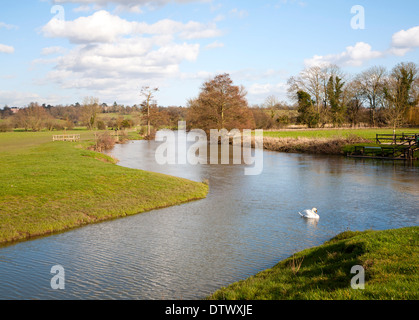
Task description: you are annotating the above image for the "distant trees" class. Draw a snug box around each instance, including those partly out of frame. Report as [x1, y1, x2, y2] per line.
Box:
[296, 90, 319, 128]
[288, 61, 419, 128]
[81, 97, 101, 130]
[2, 61, 418, 133]
[327, 75, 346, 127]
[354, 66, 387, 127]
[383, 62, 419, 130]
[345, 81, 365, 128]
[288, 64, 345, 127]
[13, 102, 53, 131]
[187, 73, 255, 133]
[140, 86, 159, 137]
[0, 106, 13, 119]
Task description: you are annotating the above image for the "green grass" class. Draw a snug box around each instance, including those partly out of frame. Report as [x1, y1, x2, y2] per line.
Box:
[0, 130, 208, 244]
[262, 128, 419, 159]
[208, 227, 418, 300]
[264, 128, 415, 140]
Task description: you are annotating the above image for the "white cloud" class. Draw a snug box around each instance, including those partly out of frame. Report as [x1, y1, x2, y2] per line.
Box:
[205, 40, 224, 49]
[246, 82, 288, 105]
[52, 0, 204, 9]
[48, 39, 199, 80]
[41, 46, 67, 55]
[304, 42, 383, 67]
[38, 9, 224, 104]
[387, 47, 412, 57]
[0, 90, 64, 106]
[275, 0, 307, 9]
[0, 22, 18, 30]
[73, 5, 94, 12]
[391, 26, 419, 51]
[42, 10, 221, 43]
[229, 8, 248, 19]
[39, 37, 200, 103]
[0, 22, 17, 54]
[52, 0, 210, 14]
[42, 10, 139, 43]
[248, 82, 287, 96]
[115, 4, 143, 13]
[0, 44, 15, 54]
[304, 25, 419, 68]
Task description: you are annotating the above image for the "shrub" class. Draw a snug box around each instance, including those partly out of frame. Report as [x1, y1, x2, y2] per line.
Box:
[97, 120, 107, 130]
[122, 119, 134, 128]
[93, 131, 116, 152]
[0, 122, 12, 132]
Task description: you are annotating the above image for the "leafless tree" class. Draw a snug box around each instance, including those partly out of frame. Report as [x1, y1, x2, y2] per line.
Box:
[353, 66, 387, 127]
[287, 64, 344, 126]
[13, 102, 51, 131]
[81, 97, 101, 130]
[383, 62, 418, 130]
[140, 86, 159, 137]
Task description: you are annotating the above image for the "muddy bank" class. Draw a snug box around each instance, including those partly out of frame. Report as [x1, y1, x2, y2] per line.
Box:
[259, 136, 371, 155]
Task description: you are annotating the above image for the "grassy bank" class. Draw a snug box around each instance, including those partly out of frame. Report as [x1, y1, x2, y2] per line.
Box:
[262, 136, 369, 155]
[262, 128, 417, 155]
[209, 227, 418, 300]
[264, 128, 403, 140]
[0, 131, 208, 244]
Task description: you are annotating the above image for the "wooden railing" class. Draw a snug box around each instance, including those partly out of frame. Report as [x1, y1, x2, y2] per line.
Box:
[53, 134, 81, 142]
[376, 133, 418, 146]
[348, 133, 418, 160]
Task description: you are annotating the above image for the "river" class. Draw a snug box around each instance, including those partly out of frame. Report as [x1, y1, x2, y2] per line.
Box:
[0, 139, 418, 300]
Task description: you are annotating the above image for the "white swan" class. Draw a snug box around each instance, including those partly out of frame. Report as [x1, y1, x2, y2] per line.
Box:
[298, 208, 319, 219]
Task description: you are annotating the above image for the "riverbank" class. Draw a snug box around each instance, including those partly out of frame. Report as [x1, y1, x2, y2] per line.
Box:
[208, 226, 419, 300]
[261, 128, 418, 156]
[0, 131, 208, 245]
[262, 135, 370, 155]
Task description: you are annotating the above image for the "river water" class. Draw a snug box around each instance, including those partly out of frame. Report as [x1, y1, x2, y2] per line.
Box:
[0, 139, 418, 300]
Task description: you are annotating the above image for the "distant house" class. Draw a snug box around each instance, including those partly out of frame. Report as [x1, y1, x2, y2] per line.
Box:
[10, 107, 19, 114]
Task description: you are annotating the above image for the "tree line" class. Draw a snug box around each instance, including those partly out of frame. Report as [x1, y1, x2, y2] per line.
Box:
[0, 96, 188, 133]
[1, 61, 418, 133]
[288, 62, 419, 130]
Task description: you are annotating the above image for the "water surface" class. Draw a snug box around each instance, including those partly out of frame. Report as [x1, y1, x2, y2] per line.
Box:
[0, 140, 418, 299]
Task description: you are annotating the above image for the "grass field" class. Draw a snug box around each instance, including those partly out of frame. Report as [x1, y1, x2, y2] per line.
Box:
[261, 128, 419, 158]
[264, 128, 415, 140]
[0, 130, 208, 244]
[209, 227, 419, 300]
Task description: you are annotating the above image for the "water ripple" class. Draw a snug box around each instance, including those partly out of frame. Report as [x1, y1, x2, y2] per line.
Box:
[1, 141, 418, 299]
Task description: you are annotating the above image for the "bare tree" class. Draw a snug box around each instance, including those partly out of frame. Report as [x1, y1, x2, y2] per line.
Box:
[287, 64, 344, 126]
[81, 97, 101, 130]
[345, 79, 365, 128]
[263, 95, 280, 120]
[13, 103, 51, 131]
[140, 86, 159, 137]
[287, 66, 323, 112]
[353, 66, 387, 127]
[264, 95, 280, 109]
[383, 62, 418, 130]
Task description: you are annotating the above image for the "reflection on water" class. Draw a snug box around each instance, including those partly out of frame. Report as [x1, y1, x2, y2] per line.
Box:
[0, 139, 418, 300]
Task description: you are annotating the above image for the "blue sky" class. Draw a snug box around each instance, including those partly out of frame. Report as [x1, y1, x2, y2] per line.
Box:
[0, 0, 418, 107]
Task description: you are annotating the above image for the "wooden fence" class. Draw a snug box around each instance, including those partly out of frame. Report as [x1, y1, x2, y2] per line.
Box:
[376, 133, 418, 146]
[53, 134, 81, 142]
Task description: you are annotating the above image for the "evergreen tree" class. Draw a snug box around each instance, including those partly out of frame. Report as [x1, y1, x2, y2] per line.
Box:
[327, 75, 346, 127]
[296, 90, 319, 128]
